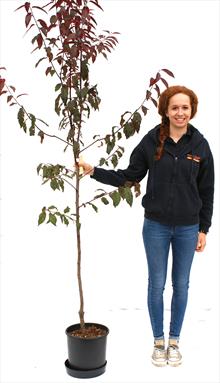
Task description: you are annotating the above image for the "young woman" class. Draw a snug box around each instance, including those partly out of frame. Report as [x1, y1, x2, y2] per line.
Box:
[78, 86, 214, 367]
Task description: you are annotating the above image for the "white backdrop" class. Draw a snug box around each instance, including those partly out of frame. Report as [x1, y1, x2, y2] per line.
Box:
[0, 1, 219, 382]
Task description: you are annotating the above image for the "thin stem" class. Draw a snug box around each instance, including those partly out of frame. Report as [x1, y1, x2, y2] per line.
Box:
[75, 169, 84, 327]
[75, 53, 85, 328]
[79, 188, 114, 209]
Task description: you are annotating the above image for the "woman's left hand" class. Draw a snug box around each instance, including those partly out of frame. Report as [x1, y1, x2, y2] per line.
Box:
[196, 232, 206, 252]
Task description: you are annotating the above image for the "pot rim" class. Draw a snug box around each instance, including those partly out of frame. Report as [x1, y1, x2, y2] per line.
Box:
[65, 322, 109, 339]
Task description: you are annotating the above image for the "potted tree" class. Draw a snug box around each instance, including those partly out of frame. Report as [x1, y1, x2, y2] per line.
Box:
[0, 0, 174, 378]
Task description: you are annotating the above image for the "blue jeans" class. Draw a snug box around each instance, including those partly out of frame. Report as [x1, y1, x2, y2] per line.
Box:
[142, 218, 199, 340]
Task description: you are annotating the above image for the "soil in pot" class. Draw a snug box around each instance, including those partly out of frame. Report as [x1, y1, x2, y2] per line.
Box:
[70, 324, 107, 339]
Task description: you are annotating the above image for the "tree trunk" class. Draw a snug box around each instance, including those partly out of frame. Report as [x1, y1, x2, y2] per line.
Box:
[75, 169, 84, 327]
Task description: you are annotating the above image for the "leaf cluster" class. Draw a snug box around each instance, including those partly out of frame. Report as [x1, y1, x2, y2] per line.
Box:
[83, 180, 141, 213]
[38, 205, 74, 226]
[37, 163, 75, 191]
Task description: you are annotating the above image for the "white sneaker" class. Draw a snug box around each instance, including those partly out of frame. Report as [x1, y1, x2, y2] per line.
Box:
[167, 343, 182, 367]
[151, 340, 167, 367]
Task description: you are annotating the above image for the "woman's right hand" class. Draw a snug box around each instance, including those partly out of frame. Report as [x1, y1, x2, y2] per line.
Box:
[76, 156, 94, 176]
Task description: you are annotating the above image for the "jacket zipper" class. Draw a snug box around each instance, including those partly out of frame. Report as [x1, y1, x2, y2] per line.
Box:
[167, 155, 178, 215]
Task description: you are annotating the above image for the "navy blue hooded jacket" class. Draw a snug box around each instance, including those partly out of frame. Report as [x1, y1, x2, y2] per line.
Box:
[91, 124, 214, 233]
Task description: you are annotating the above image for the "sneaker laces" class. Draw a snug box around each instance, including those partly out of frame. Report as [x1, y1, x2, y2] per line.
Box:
[168, 345, 180, 357]
[154, 345, 166, 356]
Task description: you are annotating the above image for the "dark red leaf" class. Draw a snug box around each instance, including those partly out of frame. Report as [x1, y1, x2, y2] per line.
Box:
[82, 6, 90, 17]
[90, 0, 103, 11]
[102, 52, 107, 59]
[149, 77, 156, 87]
[74, 15, 81, 28]
[45, 66, 51, 76]
[103, 30, 120, 35]
[154, 84, 160, 98]
[161, 77, 169, 88]
[24, 23, 35, 36]
[107, 36, 119, 44]
[92, 52, 97, 63]
[0, 67, 6, 70]
[141, 105, 148, 116]
[38, 19, 48, 29]
[90, 15, 97, 25]
[42, 1, 53, 9]
[17, 93, 28, 98]
[103, 44, 111, 53]
[32, 6, 48, 14]
[146, 90, 151, 100]
[24, 2, 30, 12]
[9, 85, 16, 92]
[151, 97, 158, 108]
[161, 68, 175, 78]
[105, 40, 115, 48]
[25, 13, 32, 27]
[7, 95, 13, 103]
[0, 91, 7, 96]
[47, 24, 55, 32]
[155, 72, 161, 82]
[0, 78, 5, 93]
[32, 34, 38, 45]
[14, 4, 25, 12]
[65, 33, 76, 42]
[35, 57, 46, 67]
[38, 130, 44, 144]
[31, 46, 38, 54]
[54, 0, 64, 8]
[37, 34, 43, 49]
[46, 48, 53, 61]
[48, 1, 59, 11]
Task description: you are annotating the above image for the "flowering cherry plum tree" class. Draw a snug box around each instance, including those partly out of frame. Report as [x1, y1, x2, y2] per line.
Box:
[0, 0, 174, 330]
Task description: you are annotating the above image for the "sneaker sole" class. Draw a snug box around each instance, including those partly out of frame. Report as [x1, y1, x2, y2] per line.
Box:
[152, 359, 167, 367]
[168, 360, 182, 367]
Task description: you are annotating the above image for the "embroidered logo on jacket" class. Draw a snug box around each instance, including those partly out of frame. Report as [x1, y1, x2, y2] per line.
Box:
[187, 154, 201, 163]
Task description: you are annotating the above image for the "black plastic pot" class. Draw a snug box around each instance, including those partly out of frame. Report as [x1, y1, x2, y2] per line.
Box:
[65, 323, 109, 379]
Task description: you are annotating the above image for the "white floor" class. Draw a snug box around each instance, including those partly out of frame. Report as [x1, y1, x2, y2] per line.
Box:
[1, 203, 220, 383]
[0, 305, 220, 383]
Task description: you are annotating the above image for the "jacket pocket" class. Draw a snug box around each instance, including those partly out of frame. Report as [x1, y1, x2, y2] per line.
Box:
[173, 182, 202, 217]
[142, 182, 171, 215]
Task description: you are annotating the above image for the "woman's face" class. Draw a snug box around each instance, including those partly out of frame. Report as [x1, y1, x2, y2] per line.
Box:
[166, 93, 192, 130]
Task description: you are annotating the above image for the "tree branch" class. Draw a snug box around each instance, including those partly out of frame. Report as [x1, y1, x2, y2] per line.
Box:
[79, 189, 112, 209]
[79, 96, 146, 154]
[6, 84, 74, 148]
[62, 175, 77, 191]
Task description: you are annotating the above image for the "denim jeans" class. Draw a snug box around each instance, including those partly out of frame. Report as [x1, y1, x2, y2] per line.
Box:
[142, 218, 199, 340]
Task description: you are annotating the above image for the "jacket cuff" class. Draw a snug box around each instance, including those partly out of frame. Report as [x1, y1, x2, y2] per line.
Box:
[90, 166, 97, 179]
[199, 226, 208, 234]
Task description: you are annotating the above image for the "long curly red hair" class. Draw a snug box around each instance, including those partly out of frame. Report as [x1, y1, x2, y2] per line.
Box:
[155, 86, 198, 160]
